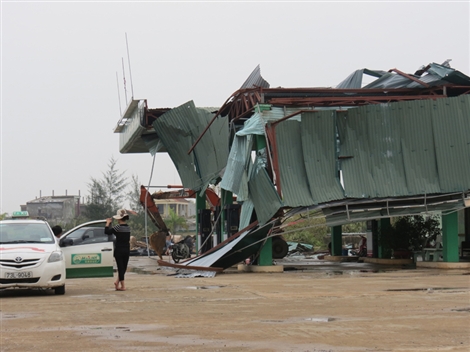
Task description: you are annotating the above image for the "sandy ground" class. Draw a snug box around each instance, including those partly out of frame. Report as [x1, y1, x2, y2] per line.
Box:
[1, 256, 469, 352]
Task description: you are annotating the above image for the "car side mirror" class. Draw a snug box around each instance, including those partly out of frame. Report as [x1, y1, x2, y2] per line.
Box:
[60, 238, 74, 247]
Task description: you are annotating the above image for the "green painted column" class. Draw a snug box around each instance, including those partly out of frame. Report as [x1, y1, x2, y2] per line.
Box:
[442, 212, 459, 262]
[255, 134, 274, 266]
[331, 226, 342, 256]
[258, 237, 273, 266]
[220, 189, 232, 242]
[378, 218, 391, 259]
[465, 208, 470, 242]
[195, 191, 206, 253]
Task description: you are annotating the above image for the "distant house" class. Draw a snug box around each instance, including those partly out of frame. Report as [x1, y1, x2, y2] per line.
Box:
[152, 198, 196, 218]
[22, 195, 81, 222]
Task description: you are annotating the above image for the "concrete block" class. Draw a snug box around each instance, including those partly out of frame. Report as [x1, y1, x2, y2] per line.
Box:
[237, 264, 284, 273]
[416, 262, 470, 269]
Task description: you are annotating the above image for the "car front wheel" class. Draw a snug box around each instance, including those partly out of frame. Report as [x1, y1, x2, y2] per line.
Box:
[54, 285, 65, 295]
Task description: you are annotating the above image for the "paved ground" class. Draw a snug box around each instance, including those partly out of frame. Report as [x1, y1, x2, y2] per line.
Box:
[1, 256, 469, 352]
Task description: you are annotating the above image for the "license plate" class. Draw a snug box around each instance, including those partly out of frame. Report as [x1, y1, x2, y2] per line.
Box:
[5, 271, 33, 279]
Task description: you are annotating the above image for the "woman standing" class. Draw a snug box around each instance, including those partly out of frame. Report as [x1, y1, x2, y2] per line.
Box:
[105, 209, 131, 291]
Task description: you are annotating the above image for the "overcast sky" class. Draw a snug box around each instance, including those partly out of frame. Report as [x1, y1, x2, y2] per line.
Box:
[1, 1, 469, 216]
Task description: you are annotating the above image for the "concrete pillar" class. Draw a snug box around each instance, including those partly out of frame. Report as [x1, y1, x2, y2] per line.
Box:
[331, 225, 342, 256]
[442, 212, 459, 262]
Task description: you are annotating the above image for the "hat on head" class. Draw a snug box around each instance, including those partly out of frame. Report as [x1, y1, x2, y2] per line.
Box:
[113, 209, 129, 220]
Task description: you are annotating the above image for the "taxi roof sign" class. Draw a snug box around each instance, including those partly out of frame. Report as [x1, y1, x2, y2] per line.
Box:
[12, 211, 29, 218]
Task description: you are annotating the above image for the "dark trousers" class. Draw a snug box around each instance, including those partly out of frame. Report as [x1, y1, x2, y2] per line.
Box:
[114, 249, 130, 281]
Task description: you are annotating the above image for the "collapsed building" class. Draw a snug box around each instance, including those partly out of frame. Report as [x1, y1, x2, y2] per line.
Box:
[114, 60, 470, 271]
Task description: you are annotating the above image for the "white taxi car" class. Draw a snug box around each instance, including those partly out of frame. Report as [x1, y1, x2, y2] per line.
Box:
[0, 218, 66, 294]
[59, 220, 114, 278]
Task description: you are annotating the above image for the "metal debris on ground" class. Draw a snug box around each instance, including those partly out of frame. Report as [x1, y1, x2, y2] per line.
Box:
[173, 269, 217, 278]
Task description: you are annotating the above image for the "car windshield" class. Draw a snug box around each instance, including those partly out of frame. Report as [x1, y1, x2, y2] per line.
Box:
[0, 223, 55, 244]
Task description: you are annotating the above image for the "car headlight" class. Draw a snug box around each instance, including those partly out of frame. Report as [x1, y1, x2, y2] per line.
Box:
[48, 251, 64, 263]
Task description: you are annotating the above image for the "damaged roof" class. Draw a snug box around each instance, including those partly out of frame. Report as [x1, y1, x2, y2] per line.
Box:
[215, 60, 470, 123]
[115, 60, 470, 228]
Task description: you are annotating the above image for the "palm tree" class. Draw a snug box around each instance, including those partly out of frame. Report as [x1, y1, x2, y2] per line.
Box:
[164, 208, 188, 234]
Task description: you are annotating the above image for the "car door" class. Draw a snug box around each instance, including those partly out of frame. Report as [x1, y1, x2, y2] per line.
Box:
[59, 220, 114, 278]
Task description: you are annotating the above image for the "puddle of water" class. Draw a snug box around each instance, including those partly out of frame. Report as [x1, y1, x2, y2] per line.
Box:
[451, 308, 470, 312]
[185, 285, 223, 290]
[386, 287, 468, 292]
[305, 317, 334, 322]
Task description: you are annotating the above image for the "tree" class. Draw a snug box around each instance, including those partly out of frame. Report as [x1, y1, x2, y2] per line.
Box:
[127, 174, 142, 213]
[126, 175, 157, 240]
[391, 215, 441, 251]
[281, 211, 329, 249]
[164, 208, 188, 235]
[378, 214, 442, 259]
[102, 156, 128, 210]
[83, 157, 127, 221]
[282, 211, 366, 250]
[0, 213, 9, 220]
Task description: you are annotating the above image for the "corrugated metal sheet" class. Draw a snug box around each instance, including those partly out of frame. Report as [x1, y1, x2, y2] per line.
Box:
[337, 62, 470, 89]
[152, 101, 228, 191]
[395, 101, 440, 194]
[431, 96, 470, 192]
[323, 195, 467, 226]
[364, 73, 413, 89]
[220, 133, 254, 195]
[301, 111, 345, 202]
[338, 95, 470, 198]
[275, 110, 344, 206]
[427, 63, 470, 85]
[248, 158, 283, 225]
[239, 199, 254, 230]
[336, 69, 387, 89]
[240, 65, 270, 89]
[177, 223, 272, 270]
[194, 106, 229, 185]
[340, 104, 408, 197]
[276, 120, 315, 206]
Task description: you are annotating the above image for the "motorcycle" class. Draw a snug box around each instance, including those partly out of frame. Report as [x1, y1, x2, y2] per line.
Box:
[170, 235, 194, 263]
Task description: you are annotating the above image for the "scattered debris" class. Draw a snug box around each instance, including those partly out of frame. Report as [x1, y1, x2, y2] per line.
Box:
[129, 236, 156, 256]
[168, 269, 217, 278]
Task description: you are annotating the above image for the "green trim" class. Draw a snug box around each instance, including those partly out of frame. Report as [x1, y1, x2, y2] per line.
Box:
[331, 226, 342, 256]
[195, 192, 206, 251]
[66, 266, 114, 278]
[442, 212, 459, 262]
[220, 189, 232, 240]
[378, 218, 392, 259]
[258, 237, 273, 266]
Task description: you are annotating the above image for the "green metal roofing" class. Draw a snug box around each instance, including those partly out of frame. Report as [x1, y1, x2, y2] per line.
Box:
[338, 95, 470, 198]
[219, 131, 255, 196]
[248, 156, 283, 225]
[152, 101, 228, 191]
[275, 110, 344, 205]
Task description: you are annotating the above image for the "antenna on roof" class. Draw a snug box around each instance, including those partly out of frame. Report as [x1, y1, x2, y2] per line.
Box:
[116, 72, 122, 115]
[125, 33, 134, 99]
[122, 57, 128, 103]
